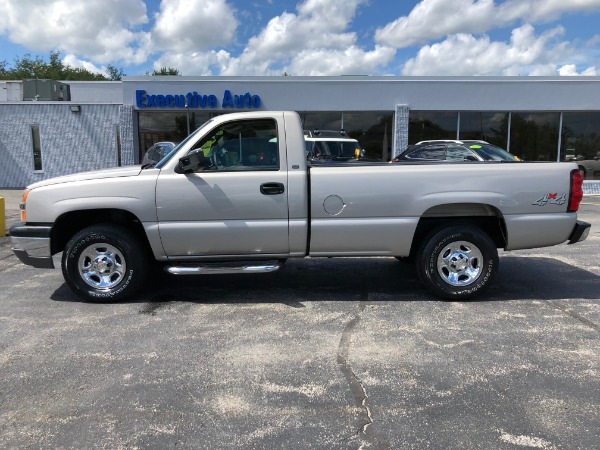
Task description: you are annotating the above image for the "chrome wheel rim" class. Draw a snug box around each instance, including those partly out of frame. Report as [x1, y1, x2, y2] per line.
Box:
[437, 240, 483, 287]
[78, 243, 127, 289]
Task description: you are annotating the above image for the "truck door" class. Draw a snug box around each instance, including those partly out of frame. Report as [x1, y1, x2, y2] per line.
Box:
[155, 117, 290, 258]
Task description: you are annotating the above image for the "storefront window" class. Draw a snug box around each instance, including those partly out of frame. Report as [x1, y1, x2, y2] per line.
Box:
[302, 111, 394, 160]
[509, 112, 560, 161]
[301, 112, 342, 132]
[341, 112, 394, 160]
[459, 112, 509, 149]
[138, 111, 216, 163]
[408, 111, 458, 144]
[561, 112, 600, 180]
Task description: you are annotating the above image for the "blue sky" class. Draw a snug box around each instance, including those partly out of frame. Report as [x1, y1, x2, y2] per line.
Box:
[1, 0, 600, 77]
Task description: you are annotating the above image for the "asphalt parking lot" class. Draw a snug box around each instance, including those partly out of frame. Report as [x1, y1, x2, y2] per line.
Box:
[0, 190, 599, 449]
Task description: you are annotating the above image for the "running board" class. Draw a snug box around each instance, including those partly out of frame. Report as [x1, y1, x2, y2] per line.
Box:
[165, 260, 284, 275]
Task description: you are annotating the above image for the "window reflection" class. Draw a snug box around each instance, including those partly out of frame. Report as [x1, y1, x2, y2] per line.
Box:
[509, 112, 560, 162]
[137, 108, 600, 171]
[301, 112, 342, 132]
[459, 112, 509, 149]
[138, 111, 216, 163]
[408, 111, 457, 144]
[302, 111, 394, 160]
[561, 112, 600, 180]
[139, 111, 394, 163]
[341, 112, 394, 160]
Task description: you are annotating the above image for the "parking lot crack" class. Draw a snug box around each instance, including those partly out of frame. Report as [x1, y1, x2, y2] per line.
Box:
[547, 300, 600, 333]
[337, 291, 391, 449]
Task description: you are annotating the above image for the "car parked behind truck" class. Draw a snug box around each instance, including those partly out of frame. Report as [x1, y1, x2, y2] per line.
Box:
[10, 111, 590, 302]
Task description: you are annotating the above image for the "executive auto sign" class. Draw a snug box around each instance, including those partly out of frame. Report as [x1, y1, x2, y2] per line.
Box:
[135, 89, 261, 109]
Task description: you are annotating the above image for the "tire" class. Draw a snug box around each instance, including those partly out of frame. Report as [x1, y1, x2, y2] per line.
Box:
[416, 226, 498, 300]
[61, 224, 148, 302]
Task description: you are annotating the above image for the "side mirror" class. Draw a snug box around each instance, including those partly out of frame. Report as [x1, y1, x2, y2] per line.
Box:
[464, 155, 479, 161]
[176, 150, 209, 173]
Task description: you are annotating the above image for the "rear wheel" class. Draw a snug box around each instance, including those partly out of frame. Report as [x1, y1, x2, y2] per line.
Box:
[61, 224, 148, 302]
[416, 226, 498, 300]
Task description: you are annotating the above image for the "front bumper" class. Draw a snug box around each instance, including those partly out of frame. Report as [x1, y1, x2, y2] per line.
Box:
[9, 223, 55, 268]
[567, 220, 591, 245]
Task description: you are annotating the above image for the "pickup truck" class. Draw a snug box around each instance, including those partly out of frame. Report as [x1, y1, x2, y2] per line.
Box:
[10, 111, 590, 302]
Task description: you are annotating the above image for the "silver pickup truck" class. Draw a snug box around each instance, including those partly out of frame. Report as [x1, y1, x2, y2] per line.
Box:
[10, 111, 590, 301]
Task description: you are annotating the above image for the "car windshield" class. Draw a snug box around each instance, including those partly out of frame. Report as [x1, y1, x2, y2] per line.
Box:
[328, 140, 362, 158]
[469, 144, 519, 161]
[154, 119, 214, 169]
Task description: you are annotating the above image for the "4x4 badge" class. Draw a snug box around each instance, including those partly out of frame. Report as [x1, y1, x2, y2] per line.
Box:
[532, 193, 566, 206]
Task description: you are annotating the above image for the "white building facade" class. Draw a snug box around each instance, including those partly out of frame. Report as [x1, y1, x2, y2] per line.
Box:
[1, 76, 600, 188]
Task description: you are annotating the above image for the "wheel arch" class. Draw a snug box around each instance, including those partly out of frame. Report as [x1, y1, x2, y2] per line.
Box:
[409, 203, 507, 258]
[51, 209, 152, 256]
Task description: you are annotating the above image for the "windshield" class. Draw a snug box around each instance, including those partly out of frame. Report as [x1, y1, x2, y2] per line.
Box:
[326, 140, 363, 158]
[307, 140, 363, 159]
[469, 144, 519, 161]
[154, 119, 214, 169]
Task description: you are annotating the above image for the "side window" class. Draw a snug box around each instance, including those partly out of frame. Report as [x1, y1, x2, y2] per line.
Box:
[31, 125, 43, 171]
[192, 119, 279, 171]
[446, 145, 478, 161]
[405, 145, 445, 160]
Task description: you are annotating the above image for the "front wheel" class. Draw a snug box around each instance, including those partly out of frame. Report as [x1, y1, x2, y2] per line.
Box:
[61, 224, 148, 302]
[416, 226, 498, 300]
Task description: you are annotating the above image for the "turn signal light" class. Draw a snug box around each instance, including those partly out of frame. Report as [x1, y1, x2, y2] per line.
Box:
[20, 188, 29, 222]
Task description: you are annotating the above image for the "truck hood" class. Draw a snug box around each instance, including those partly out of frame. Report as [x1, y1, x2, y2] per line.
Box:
[28, 166, 143, 189]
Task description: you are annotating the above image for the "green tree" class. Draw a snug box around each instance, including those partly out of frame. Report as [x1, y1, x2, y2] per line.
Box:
[0, 51, 125, 81]
[105, 64, 125, 81]
[0, 60, 8, 78]
[151, 67, 181, 76]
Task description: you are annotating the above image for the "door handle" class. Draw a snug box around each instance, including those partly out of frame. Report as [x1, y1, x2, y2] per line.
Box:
[260, 182, 285, 195]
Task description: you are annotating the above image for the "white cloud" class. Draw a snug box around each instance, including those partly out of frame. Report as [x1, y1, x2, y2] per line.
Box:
[376, 0, 496, 48]
[2, 0, 598, 77]
[0, 0, 150, 65]
[220, 0, 369, 75]
[153, 0, 395, 76]
[223, 0, 395, 75]
[375, 0, 600, 48]
[61, 54, 104, 74]
[401, 24, 574, 76]
[557, 64, 598, 75]
[285, 45, 396, 76]
[153, 50, 233, 76]
[152, 0, 237, 53]
[502, 0, 600, 22]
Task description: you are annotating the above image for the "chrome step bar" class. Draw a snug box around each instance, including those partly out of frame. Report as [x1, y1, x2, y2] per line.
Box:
[166, 260, 284, 275]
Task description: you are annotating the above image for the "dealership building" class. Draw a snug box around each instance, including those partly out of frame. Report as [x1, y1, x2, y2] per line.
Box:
[2, 76, 600, 189]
